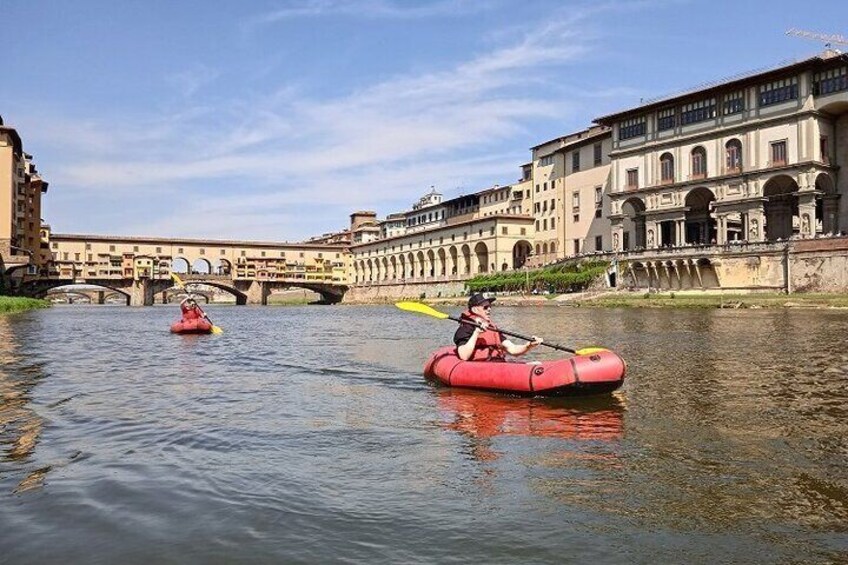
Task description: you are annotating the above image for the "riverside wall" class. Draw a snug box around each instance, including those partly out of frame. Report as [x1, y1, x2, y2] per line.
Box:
[343, 237, 848, 301]
[623, 236, 848, 293]
[343, 280, 466, 303]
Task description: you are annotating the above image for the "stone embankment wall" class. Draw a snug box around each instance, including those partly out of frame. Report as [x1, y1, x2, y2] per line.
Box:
[344, 280, 466, 303]
[790, 237, 848, 292]
[633, 236, 848, 293]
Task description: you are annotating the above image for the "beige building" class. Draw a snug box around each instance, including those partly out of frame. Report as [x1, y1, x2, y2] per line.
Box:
[0, 119, 49, 274]
[595, 51, 848, 252]
[350, 184, 536, 284]
[530, 126, 612, 265]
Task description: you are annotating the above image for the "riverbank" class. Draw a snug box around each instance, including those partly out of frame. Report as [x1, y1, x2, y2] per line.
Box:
[567, 291, 848, 309]
[390, 291, 848, 309]
[0, 296, 51, 314]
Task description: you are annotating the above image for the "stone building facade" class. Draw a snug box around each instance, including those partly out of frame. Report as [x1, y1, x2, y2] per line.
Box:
[596, 51, 848, 254]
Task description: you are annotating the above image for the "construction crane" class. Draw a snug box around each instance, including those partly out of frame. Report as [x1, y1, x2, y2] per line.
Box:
[786, 29, 848, 50]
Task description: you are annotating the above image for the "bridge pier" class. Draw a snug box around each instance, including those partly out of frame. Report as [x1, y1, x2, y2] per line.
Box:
[97, 291, 105, 305]
[243, 281, 270, 305]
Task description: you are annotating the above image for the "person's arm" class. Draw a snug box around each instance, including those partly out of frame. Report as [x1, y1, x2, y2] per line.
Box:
[501, 336, 543, 357]
[454, 321, 485, 361]
[456, 328, 482, 361]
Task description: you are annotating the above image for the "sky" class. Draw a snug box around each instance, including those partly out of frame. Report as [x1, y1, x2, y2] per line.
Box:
[2, 0, 846, 242]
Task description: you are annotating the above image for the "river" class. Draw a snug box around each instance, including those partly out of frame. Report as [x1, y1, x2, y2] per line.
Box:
[1, 305, 846, 564]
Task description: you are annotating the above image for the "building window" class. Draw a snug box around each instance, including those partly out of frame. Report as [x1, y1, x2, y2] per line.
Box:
[133, 246, 139, 252]
[681, 98, 716, 125]
[535, 184, 540, 193]
[813, 66, 848, 96]
[573, 214, 580, 223]
[502, 227, 508, 235]
[52, 242, 58, 249]
[261, 251, 266, 257]
[723, 90, 745, 115]
[543, 219, 548, 230]
[539, 155, 554, 166]
[572, 191, 580, 210]
[521, 228, 526, 235]
[573, 240, 580, 255]
[543, 182, 547, 191]
[299, 252, 305, 258]
[572, 150, 580, 172]
[691, 146, 707, 179]
[550, 218, 555, 230]
[657, 107, 676, 131]
[595, 208, 602, 219]
[550, 199, 555, 211]
[595, 235, 603, 251]
[594, 142, 603, 165]
[660, 153, 675, 183]
[771, 140, 787, 166]
[535, 220, 540, 230]
[85, 243, 91, 250]
[619, 116, 646, 140]
[594, 186, 603, 205]
[543, 201, 548, 212]
[109, 245, 116, 252]
[626, 168, 639, 189]
[820, 136, 830, 164]
[759, 77, 798, 107]
[726, 139, 743, 172]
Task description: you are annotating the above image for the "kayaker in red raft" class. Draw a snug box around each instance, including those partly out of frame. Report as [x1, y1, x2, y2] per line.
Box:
[180, 297, 207, 322]
[453, 293, 543, 361]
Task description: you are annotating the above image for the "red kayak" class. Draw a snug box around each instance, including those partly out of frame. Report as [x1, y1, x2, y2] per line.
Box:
[170, 318, 213, 334]
[423, 346, 625, 397]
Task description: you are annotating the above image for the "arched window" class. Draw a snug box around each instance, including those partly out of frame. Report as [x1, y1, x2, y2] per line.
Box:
[691, 146, 707, 179]
[725, 139, 742, 173]
[542, 243, 548, 255]
[660, 152, 675, 183]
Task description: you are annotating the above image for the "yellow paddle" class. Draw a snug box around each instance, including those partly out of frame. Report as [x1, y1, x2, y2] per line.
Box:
[171, 273, 223, 334]
[395, 301, 600, 355]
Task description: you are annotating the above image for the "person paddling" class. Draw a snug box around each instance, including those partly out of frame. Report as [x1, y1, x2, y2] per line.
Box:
[453, 293, 543, 361]
[179, 297, 207, 323]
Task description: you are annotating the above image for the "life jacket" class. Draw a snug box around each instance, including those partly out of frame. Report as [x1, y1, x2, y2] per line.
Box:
[459, 310, 505, 362]
[180, 304, 204, 321]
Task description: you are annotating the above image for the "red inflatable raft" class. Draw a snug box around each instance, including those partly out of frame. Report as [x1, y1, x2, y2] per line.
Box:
[423, 346, 625, 397]
[170, 318, 214, 334]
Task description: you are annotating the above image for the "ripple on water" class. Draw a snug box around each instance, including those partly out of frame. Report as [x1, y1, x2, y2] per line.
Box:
[0, 305, 846, 564]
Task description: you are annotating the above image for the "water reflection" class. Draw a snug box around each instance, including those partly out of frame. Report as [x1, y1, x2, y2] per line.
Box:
[437, 388, 625, 462]
[0, 315, 49, 493]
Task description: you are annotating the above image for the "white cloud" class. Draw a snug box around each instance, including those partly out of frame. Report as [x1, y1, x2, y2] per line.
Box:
[32, 6, 620, 240]
[248, 0, 488, 26]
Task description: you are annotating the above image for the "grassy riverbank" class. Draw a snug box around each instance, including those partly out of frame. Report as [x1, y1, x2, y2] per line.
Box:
[573, 291, 848, 309]
[0, 296, 51, 314]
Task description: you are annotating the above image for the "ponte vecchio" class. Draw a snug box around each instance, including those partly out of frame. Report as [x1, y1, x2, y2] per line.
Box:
[24, 232, 349, 306]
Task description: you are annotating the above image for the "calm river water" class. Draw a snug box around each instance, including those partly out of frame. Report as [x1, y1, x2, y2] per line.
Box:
[1, 304, 846, 564]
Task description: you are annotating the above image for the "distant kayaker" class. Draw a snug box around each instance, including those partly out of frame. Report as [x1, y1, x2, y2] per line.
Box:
[179, 297, 206, 322]
[454, 293, 542, 361]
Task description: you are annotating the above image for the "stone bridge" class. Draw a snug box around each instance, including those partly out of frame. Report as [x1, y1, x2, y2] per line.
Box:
[19, 274, 349, 306]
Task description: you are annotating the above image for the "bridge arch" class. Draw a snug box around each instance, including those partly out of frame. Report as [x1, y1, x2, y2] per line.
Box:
[191, 258, 212, 275]
[171, 257, 190, 274]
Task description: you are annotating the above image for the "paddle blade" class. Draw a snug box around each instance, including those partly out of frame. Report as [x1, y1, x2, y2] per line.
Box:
[575, 347, 608, 356]
[211, 325, 223, 334]
[395, 301, 449, 319]
[170, 272, 185, 288]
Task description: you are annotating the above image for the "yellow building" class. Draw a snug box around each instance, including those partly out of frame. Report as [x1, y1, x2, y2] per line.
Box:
[0, 119, 49, 274]
[530, 126, 612, 265]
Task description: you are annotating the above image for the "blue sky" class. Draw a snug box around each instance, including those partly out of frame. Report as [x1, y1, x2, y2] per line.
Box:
[2, 0, 846, 241]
